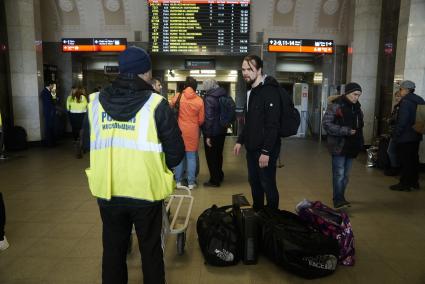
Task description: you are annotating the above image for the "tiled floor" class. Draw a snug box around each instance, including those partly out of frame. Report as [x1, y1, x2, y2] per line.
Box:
[0, 138, 425, 284]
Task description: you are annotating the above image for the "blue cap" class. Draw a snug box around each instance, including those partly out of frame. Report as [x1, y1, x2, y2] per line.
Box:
[118, 46, 152, 75]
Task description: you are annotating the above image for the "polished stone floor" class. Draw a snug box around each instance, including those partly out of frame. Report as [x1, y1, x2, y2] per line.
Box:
[0, 138, 424, 284]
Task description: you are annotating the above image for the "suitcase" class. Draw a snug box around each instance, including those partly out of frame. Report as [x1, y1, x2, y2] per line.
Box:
[232, 194, 259, 265]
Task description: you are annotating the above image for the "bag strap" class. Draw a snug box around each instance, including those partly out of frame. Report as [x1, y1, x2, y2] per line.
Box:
[175, 92, 183, 112]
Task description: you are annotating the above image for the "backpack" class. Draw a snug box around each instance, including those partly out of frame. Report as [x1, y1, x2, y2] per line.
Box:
[218, 95, 236, 127]
[278, 87, 301, 137]
[173, 92, 183, 121]
[258, 208, 339, 279]
[196, 205, 240, 266]
[413, 104, 425, 134]
[5, 126, 27, 151]
[296, 200, 355, 266]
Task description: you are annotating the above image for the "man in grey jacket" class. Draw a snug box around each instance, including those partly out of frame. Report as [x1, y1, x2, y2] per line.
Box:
[390, 80, 424, 191]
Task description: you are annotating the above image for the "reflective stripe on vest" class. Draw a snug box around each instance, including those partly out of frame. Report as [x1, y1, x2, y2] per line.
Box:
[86, 93, 174, 202]
[90, 95, 162, 152]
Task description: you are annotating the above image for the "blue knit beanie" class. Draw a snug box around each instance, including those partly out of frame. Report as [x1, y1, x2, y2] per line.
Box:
[118, 47, 152, 75]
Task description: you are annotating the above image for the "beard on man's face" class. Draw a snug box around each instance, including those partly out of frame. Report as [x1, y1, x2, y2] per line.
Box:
[244, 76, 254, 85]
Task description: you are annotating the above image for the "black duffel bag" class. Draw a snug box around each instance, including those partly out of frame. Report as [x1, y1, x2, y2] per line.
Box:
[196, 205, 240, 266]
[258, 208, 339, 279]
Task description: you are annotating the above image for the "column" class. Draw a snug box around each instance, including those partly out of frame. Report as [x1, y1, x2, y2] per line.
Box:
[347, 0, 382, 144]
[5, 0, 44, 141]
[394, 0, 425, 159]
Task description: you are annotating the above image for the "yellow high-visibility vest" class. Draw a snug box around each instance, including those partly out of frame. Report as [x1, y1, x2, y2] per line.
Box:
[88, 92, 99, 103]
[85, 93, 175, 201]
[67, 95, 88, 113]
[0, 111, 2, 129]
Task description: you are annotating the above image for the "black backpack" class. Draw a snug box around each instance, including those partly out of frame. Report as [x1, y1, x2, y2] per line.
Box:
[278, 87, 301, 138]
[196, 205, 240, 266]
[258, 208, 339, 279]
[218, 95, 236, 127]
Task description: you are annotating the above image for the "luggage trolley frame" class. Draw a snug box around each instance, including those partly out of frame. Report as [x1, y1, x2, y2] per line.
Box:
[164, 186, 194, 255]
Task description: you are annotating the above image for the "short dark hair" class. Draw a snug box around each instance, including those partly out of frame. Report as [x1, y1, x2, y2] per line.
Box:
[184, 76, 197, 90]
[243, 55, 263, 72]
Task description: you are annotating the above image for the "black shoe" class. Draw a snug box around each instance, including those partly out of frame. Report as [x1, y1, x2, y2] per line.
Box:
[389, 183, 411, 191]
[384, 167, 399, 176]
[334, 200, 350, 209]
[203, 181, 220, 187]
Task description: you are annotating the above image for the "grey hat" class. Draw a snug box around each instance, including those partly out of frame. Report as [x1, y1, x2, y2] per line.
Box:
[400, 80, 416, 89]
[203, 79, 219, 92]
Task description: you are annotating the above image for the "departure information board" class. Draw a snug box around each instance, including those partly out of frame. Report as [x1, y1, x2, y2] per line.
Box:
[149, 0, 250, 54]
[62, 38, 127, 52]
[268, 38, 334, 54]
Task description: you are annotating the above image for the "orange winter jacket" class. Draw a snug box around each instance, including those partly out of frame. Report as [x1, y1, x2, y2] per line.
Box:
[170, 87, 205, 151]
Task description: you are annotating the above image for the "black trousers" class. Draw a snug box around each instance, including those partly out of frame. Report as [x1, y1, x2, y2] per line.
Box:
[69, 113, 85, 141]
[397, 141, 420, 186]
[0, 192, 5, 240]
[246, 141, 281, 210]
[44, 114, 56, 147]
[98, 201, 165, 284]
[204, 135, 226, 184]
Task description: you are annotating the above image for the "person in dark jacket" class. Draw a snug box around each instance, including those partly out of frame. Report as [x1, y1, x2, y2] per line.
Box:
[40, 82, 57, 147]
[202, 79, 227, 187]
[390, 80, 424, 191]
[83, 47, 184, 284]
[323, 82, 364, 209]
[234, 55, 281, 210]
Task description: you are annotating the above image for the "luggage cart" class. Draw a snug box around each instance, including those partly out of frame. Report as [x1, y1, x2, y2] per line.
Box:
[127, 186, 194, 256]
[165, 186, 194, 255]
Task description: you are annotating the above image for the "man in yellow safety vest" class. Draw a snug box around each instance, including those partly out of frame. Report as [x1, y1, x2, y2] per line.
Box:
[84, 46, 184, 284]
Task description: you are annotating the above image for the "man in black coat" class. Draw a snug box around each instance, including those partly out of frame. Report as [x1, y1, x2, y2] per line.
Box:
[390, 80, 424, 191]
[40, 82, 57, 146]
[234, 55, 281, 210]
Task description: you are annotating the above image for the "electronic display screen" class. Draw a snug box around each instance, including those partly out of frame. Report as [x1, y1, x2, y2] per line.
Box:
[62, 38, 127, 52]
[268, 38, 334, 54]
[149, 0, 250, 54]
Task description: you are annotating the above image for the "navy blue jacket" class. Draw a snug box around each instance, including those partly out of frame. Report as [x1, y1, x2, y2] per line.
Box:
[393, 92, 425, 143]
[202, 87, 227, 137]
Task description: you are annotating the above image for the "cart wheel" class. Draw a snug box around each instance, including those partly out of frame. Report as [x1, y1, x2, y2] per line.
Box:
[176, 232, 186, 255]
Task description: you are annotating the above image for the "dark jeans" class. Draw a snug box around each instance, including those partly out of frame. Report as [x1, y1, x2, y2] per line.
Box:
[397, 141, 420, 186]
[0, 192, 5, 240]
[204, 135, 225, 184]
[98, 201, 165, 284]
[331, 155, 353, 203]
[246, 141, 281, 210]
[69, 113, 85, 141]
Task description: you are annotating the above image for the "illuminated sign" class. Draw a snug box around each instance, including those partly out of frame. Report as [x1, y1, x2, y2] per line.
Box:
[268, 38, 334, 54]
[104, 66, 119, 74]
[62, 38, 127, 52]
[149, 0, 250, 54]
[185, 59, 215, 69]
